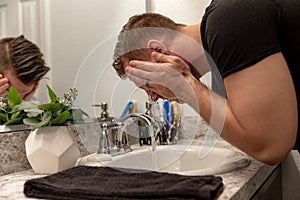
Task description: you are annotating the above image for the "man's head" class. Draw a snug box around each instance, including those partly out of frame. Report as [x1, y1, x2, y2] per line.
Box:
[0, 35, 50, 99]
[112, 13, 185, 79]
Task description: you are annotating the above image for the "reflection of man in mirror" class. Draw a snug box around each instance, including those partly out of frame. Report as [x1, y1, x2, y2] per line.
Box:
[112, 0, 300, 166]
[0, 35, 50, 100]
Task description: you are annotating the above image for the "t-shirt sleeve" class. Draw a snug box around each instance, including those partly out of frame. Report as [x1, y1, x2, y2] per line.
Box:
[201, 0, 282, 78]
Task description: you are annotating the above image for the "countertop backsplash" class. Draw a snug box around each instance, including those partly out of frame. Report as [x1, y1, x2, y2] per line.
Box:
[0, 130, 31, 176]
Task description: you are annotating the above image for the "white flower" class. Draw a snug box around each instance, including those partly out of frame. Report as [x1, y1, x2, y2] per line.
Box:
[59, 88, 78, 107]
[0, 97, 7, 109]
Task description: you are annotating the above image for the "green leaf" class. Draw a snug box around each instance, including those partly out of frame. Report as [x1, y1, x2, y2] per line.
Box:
[69, 109, 82, 121]
[0, 84, 87, 128]
[7, 87, 22, 107]
[51, 110, 70, 125]
[40, 111, 52, 125]
[0, 107, 7, 114]
[23, 112, 52, 130]
[13, 102, 43, 117]
[23, 118, 41, 126]
[4, 117, 22, 125]
[69, 108, 88, 121]
[11, 110, 25, 119]
[25, 108, 43, 117]
[12, 101, 38, 112]
[79, 108, 89, 117]
[0, 113, 8, 123]
[38, 103, 63, 112]
[47, 85, 58, 102]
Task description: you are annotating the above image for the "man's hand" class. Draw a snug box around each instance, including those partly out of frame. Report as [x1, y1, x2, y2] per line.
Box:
[125, 52, 198, 103]
[0, 74, 10, 98]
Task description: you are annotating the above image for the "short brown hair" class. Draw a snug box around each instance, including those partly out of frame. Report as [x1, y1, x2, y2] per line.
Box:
[112, 13, 185, 78]
[0, 35, 50, 85]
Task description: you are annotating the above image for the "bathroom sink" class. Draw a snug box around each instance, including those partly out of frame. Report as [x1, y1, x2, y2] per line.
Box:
[97, 145, 250, 175]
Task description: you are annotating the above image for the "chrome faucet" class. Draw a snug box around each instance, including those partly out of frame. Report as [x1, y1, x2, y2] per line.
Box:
[96, 100, 181, 155]
[97, 113, 162, 155]
[97, 120, 132, 156]
[120, 113, 163, 151]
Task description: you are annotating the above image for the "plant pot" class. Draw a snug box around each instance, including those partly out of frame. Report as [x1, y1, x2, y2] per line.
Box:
[25, 126, 80, 174]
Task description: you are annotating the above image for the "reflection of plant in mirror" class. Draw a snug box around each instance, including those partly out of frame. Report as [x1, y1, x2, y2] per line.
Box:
[0, 85, 88, 130]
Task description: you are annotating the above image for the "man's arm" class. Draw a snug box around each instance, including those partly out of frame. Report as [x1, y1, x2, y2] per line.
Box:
[128, 52, 297, 165]
[220, 52, 297, 164]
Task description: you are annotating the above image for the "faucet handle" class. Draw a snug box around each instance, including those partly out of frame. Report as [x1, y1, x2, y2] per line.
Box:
[97, 123, 111, 154]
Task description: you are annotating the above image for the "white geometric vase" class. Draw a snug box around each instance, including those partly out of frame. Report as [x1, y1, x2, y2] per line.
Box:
[25, 126, 80, 174]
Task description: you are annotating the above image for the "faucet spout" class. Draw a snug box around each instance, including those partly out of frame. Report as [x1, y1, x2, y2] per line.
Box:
[119, 113, 162, 150]
[119, 113, 154, 137]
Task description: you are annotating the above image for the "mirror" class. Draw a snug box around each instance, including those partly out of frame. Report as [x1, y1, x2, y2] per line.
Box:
[0, 0, 210, 122]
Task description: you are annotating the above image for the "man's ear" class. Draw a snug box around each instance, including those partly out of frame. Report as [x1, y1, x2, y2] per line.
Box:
[147, 39, 167, 54]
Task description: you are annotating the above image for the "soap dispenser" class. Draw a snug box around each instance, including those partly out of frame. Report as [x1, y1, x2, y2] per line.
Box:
[97, 102, 115, 123]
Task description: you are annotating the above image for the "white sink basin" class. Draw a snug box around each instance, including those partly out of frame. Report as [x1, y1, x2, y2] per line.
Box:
[98, 145, 250, 175]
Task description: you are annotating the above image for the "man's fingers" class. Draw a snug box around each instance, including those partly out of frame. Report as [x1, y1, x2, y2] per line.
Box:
[126, 72, 145, 88]
[0, 89, 8, 97]
[128, 61, 154, 72]
[0, 82, 9, 97]
[0, 74, 10, 97]
[151, 52, 171, 63]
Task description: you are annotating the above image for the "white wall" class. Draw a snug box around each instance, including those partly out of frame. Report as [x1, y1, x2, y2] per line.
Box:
[0, 0, 18, 37]
[46, 0, 147, 118]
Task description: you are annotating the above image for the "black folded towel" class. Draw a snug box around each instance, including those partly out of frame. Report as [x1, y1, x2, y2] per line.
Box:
[24, 166, 223, 200]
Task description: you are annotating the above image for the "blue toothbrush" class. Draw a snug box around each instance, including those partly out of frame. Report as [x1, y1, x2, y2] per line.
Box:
[120, 101, 133, 119]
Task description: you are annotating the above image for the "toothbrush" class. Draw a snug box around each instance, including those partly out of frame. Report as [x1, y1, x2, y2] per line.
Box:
[120, 101, 133, 119]
[163, 100, 172, 132]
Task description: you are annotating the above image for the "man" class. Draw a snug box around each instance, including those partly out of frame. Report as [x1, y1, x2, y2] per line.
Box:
[112, 0, 300, 165]
[0, 35, 50, 100]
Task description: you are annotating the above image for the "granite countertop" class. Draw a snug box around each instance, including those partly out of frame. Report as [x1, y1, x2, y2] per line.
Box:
[0, 140, 277, 200]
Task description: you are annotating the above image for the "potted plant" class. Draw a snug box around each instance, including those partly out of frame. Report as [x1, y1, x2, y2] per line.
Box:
[0, 85, 88, 174]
